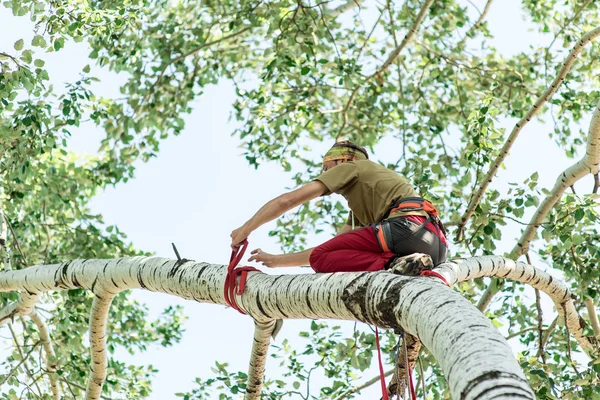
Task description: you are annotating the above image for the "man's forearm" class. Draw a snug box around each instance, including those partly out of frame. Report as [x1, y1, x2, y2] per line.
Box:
[273, 248, 314, 267]
[244, 196, 290, 233]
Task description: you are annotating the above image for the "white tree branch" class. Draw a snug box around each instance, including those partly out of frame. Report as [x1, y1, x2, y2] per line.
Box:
[30, 310, 60, 400]
[585, 297, 600, 337]
[459, 27, 600, 232]
[245, 319, 278, 399]
[0, 258, 535, 399]
[85, 294, 115, 400]
[512, 100, 600, 256]
[0, 292, 40, 327]
[326, 0, 363, 17]
[433, 256, 599, 355]
[475, 100, 600, 314]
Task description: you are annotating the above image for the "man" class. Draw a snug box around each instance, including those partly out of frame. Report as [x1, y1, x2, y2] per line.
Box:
[230, 141, 448, 273]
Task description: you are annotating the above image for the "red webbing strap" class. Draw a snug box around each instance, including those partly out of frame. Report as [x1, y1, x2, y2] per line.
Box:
[375, 328, 390, 400]
[408, 365, 417, 400]
[419, 270, 450, 287]
[224, 240, 260, 314]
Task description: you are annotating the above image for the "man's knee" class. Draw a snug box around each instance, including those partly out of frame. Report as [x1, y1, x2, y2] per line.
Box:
[309, 245, 327, 273]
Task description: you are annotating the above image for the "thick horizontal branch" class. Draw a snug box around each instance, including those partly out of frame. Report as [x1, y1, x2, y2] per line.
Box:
[0, 257, 534, 399]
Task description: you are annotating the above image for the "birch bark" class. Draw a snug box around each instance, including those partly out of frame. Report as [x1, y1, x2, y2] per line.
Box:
[0, 258, 539, 399]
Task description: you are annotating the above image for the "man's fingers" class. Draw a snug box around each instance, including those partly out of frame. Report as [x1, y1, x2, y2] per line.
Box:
[251, 248, 261, 255]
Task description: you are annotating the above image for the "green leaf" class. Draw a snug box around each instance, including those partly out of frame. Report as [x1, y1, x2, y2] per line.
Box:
[31, 35, 46, 48]
[14, 39, 24, 51]
[21, 50, 32, 64]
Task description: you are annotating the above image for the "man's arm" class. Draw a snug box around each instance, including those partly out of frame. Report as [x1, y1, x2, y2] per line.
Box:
[249, 247, 314, 268]
[247, 223, 355, 268]
[230, 181, 328, 248]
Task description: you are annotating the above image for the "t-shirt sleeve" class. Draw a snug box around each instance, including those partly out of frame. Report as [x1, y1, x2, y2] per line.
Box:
[313, 162, 359, 195]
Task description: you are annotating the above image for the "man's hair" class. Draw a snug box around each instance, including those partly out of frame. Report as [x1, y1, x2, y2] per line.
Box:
[323, 140, 369, 163]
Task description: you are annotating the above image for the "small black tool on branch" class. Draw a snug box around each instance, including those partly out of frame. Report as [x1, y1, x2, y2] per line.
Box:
[172, 242, 182, 261]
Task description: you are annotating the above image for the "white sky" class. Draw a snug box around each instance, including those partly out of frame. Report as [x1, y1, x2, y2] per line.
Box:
[1, 0, 594, 398]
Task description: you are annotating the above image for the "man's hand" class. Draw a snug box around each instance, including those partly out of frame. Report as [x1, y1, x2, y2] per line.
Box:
[230, 225, 251, 249]
[248, 248, 279, 268]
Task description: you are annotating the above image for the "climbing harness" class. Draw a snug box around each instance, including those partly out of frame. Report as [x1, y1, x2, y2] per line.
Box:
[382, 196, 447, 237]
[223, 239, 260, 314]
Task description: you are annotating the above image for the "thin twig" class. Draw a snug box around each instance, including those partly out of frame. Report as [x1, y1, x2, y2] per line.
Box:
[463, 0, 494, 38]
[542, 316, 559, 347]
[332, 369, 394, 400]
[418, 355, 426, 399]
[57, 378, 116, 400]
[336, 0, 434, 138]
[3, 214, 28, 266]
[138, 27, 251, 111]
[0, 52, 22, 69]
[526, 253, 547, 363]
[8, 324, 42, 396]
[0, 340, 41, 385]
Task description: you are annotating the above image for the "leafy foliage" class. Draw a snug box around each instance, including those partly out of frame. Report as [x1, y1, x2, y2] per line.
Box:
[2, 0, 600, 398]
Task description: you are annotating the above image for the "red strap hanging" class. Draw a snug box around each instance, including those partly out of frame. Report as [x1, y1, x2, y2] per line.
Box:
[223, 240, 260, 314]
[375, 327, 390, 400]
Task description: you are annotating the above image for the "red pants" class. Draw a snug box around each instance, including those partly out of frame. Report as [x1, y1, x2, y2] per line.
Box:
[309, 226, 395, 273]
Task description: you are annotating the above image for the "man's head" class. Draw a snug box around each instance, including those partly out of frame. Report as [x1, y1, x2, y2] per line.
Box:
[322, 140, 369, 171]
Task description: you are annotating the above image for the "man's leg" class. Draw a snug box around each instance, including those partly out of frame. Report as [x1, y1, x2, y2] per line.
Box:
[309, 227, 395, 273]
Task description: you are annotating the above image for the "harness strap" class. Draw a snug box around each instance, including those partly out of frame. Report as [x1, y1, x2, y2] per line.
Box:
[224, 240, 260, 314]
[384, 197, 447, 237]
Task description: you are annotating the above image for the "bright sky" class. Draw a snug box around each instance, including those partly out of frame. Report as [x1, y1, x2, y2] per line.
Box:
[1, 0, 593, 398]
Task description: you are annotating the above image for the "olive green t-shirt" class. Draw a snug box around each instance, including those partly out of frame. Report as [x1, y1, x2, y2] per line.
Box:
[314, 160, 426, 225]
